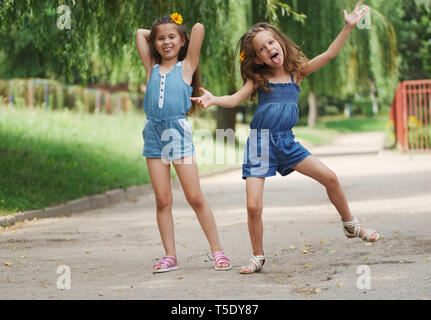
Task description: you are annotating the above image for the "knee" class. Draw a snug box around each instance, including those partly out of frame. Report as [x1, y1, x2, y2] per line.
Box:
[186, 192, 206, 209]
[323, 170, 339, 188]
[247, 201, 263, 218]
[155, 193, 172, 211]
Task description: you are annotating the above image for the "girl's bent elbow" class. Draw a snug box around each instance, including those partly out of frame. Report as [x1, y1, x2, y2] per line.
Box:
[193, 23, 205, 32]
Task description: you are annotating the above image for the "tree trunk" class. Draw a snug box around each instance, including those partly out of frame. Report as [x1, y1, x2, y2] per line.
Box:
[307, 91, 317, 128]
[370, 79, 379, 115]
[216, 107, 237, 132]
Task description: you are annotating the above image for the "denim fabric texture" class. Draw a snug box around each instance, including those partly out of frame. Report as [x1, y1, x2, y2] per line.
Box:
[242, 73, 311, 179]
[142, 61, 195, 160]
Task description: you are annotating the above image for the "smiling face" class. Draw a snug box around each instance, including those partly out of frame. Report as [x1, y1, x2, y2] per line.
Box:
[252, 30, 284, 68]
[153, 23, 185, 61]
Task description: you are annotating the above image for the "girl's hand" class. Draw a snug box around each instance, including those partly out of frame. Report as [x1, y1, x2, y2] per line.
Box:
[190, 87, 215, 109]
[344, 2, 370, 28]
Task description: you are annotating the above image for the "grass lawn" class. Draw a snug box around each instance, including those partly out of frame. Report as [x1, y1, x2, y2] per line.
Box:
[0, 106, 243, 215]
[0, 106, 388, 215]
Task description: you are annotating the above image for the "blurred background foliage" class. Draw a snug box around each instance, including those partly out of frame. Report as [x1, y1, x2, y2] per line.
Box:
[0, 0, 430, 127]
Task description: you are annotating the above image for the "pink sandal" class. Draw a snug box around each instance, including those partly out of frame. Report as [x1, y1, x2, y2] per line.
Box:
[212, 251, 232, 271]
[152, 255, 179, 273]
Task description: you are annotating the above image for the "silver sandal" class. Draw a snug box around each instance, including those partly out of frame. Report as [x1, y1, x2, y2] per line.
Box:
[240, 254, 265, 274]
[342, 216, 380, 242]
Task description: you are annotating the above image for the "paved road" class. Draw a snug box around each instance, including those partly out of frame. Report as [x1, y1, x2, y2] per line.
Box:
[1, 132, 431, 300]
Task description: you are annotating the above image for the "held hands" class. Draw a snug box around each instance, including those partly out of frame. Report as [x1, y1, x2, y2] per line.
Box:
[190, 87, 215, 109]
[344, 2, 370, 28]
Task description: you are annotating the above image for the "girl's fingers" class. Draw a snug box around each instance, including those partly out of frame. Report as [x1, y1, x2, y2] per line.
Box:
[354, 2, 361, 12]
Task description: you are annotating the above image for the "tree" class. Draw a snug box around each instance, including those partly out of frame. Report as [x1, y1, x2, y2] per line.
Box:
[271, 0, 398, 126]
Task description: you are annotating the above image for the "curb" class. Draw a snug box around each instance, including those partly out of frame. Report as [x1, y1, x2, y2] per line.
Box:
[0, 184, 154, 228]
[0, 165, 242, 229]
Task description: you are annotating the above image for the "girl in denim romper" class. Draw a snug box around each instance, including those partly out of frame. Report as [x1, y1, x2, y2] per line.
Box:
[192, 4, 380, 274]
[136, 14, 231, 273]
[142, 61, 194, 160]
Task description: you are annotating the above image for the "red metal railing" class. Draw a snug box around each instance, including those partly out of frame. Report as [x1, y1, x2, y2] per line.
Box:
[390, 79, 431, 152]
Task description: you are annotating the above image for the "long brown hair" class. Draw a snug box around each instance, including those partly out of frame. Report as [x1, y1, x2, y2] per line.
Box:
[149, 16, 201, 115]
[238, 22, 309, 100]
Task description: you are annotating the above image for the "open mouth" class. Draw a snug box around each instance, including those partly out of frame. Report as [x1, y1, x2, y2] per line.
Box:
[270, 52, 281, 64]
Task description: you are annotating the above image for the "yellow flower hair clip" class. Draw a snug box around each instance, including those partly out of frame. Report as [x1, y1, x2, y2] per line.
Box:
[170, 12, 183, 24]
[239, 50, 245, 62]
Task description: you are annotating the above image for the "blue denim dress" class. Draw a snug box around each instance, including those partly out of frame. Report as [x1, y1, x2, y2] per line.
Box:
[242, 73, 311, 179]
[142, 61, 195, 160]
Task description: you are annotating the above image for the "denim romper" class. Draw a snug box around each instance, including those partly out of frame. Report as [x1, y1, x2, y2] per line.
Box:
[142, 61, 195, 160]
[242, 73, 311, 179]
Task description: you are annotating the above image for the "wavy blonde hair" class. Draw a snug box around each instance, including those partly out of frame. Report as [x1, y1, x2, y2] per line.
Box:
[238, 22, 309, 100]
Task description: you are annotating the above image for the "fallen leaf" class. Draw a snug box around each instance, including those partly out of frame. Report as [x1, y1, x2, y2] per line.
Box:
[176, 276, 183, 280]
[304, 244, 312, 247]
[319, 241, 324, 244]
[85, 250, 91, 254]
[363, 257, 368, 262]
[421, 258, 430, 263]
[289, 245, 296, 250]
[336, 282, 344, 287]
[273, 253, 277, 257]
[278, 275, 284, 280]
[329, 250, 336, 253]
[420, 298, 431, 300]
[301, 250, 310, 254]
[4, 262, 12, 267]
[182, 244, 187, 249]
[394, 230, 400, 234]
[304, 264, 310, 269]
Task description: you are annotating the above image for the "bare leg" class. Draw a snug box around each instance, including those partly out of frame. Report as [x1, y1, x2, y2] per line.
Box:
[292, 156, 378, 240]
[240, 177, 266, 273]
[172, 156, 229, 268]
[146, 158, 176, 270]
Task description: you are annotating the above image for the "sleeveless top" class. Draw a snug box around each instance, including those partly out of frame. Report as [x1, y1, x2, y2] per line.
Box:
[250, 72, 301, 133]
[143, 61, 193, 120]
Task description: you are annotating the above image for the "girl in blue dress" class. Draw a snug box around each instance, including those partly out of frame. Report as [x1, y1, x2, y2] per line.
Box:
[136, 14, 231, 273]
[191, 3, 380, 274]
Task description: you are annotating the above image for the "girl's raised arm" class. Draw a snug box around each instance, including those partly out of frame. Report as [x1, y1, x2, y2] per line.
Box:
[136, 29, 155, 80]
[299, 2, 370, 81]
[191, 79, 255, 109]
[183, 23, 205, 77]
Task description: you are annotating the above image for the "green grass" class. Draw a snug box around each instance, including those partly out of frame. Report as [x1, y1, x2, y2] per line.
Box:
[315, 115, 387, 133]
[0, 106, 151, 215]
[0, 106, 388, 215]
[292, 115, 388, 145]
[0, 106, 244, 215]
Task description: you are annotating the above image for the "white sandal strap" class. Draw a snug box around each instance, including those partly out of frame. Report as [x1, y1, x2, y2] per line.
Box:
[362, 228, 378, 241]
[342, 217, 361, 237]
[245, 255, 265, 272]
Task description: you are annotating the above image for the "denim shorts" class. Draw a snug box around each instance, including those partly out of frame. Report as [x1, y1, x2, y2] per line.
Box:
[142, 116, 195, 161]
[242, 129, 311, 179]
